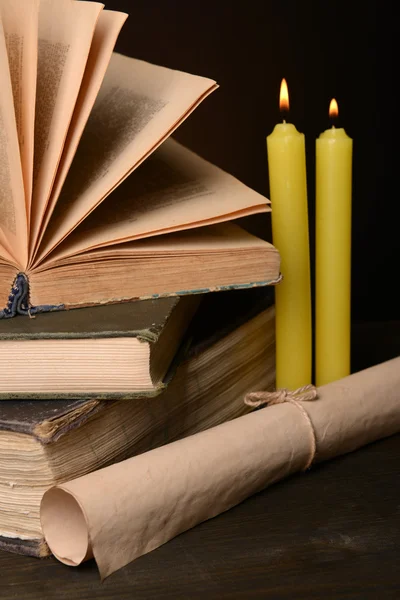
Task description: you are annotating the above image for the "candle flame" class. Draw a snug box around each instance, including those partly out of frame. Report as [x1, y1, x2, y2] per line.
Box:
[329, 98, 339, 119]
[279, 78, 289, 113]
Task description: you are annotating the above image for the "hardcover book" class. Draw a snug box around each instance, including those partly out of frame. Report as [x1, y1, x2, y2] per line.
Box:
[0, 0, 279, 318]
[0, 287, 276, 556]
[0, 295, 199, 399]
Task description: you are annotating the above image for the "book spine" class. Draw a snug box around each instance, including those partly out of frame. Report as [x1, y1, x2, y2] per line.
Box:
[0, 273, 64, 319]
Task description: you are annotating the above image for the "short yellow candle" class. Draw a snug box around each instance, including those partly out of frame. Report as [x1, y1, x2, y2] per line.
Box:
[315, 99, 353, 386]
[266, 79, 312, 390]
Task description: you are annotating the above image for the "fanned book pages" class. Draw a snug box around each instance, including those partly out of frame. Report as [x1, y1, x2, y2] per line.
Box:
[0, 0, 280, 318]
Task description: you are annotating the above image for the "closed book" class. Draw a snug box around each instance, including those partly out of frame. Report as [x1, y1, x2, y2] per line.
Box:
[0, 288, 275, 556]
[0, 296, 199, 399]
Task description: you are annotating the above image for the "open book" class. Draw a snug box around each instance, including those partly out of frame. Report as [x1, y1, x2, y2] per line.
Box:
[0, 0, 279, 318]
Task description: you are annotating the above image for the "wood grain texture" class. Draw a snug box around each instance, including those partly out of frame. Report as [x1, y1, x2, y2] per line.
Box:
[1, 321, 399, 598]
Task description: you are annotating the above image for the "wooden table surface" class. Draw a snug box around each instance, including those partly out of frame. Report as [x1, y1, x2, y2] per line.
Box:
[1, 323, 399, 599]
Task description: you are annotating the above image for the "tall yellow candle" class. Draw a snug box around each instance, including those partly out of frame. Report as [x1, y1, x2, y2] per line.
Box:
[315, 99, 353, 386]
[266, 79, 312, 390]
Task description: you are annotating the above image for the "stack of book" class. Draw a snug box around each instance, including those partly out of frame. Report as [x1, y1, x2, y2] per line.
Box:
[0, 0, 280, 558]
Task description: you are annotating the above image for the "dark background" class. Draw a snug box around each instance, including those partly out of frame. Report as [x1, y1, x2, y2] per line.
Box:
[100, 0, 394, 323]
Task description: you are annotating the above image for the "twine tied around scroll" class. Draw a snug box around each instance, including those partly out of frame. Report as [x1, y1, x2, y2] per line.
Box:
[244, 384, 318, 471]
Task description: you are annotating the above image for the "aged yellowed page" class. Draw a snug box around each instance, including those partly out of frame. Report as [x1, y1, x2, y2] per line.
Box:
[32, 9, 128, 262]
[39, 222, 277, 269]
[0, 243, 17, 267]
[29, 0, 105, 256]
[0, 338, 154, 394]
[0, 17, 28, 267]
[0, 264, 20, 309]
[0, 0, 39, 219]
[42, 138, 270, 263]
[29, 224, 280, 308]
[35, 53, 217, 264]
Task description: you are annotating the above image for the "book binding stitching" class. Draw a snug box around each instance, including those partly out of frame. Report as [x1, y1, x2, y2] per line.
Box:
[0, 273, 64, 319]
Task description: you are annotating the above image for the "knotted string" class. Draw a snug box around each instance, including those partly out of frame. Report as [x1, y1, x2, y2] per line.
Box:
[244, 384, 318, 471]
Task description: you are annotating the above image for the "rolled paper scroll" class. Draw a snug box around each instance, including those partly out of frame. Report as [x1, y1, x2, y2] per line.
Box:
[40, 357, 400, 579]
